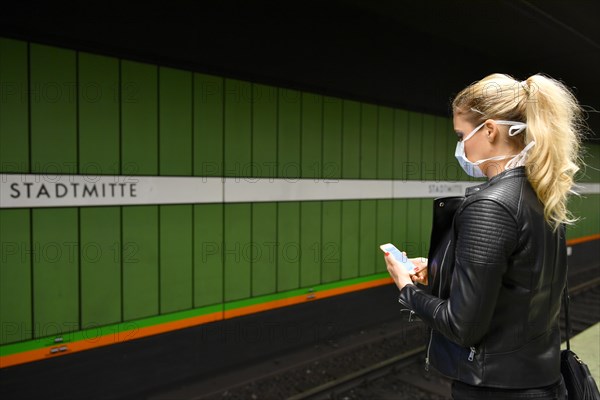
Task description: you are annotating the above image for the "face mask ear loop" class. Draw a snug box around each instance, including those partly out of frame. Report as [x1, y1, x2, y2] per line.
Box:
[505, 141, 536, 169]
[463, 122, 486, 142]
[508, 125, 527, 136]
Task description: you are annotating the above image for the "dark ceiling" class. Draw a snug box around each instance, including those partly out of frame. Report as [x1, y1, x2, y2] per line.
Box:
[2, 0, 599, 140]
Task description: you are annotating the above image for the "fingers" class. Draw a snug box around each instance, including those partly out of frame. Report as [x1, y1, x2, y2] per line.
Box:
[413, 265, 426, 274]
[383, 252, 393, 266]
[413, 272, 428, 284]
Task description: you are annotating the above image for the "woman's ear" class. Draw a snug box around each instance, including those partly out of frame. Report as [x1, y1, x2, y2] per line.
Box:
[484, 119, 499, 142]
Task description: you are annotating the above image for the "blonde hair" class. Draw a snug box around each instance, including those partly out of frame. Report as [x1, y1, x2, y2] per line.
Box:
[452, 73, 585, 230]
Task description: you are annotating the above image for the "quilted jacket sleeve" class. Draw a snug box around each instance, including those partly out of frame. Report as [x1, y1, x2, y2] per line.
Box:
[398, 198, 518, 347]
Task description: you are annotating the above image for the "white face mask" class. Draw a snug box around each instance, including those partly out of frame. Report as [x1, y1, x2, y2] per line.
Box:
[455, 120, 533, 178]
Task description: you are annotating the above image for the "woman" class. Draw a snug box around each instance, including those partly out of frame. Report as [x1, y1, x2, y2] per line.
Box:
[385, 73, 584, 399]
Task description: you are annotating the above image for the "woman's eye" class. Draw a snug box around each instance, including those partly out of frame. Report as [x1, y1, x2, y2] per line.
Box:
[456, 133, 463, 142]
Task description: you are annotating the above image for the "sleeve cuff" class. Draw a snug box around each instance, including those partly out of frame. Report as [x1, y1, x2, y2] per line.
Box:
[398, 283, 417, 308]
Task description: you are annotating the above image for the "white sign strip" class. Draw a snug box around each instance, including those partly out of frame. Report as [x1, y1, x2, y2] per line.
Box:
[1, 174, 598, 208]
[575, 182, 600, 195]
[392, 181, 475, 198]
[223, 178, 393, 203]
[0, 174, 223, 208]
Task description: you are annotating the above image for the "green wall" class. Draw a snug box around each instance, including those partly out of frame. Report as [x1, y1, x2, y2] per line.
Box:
[1, 37, 598, 346]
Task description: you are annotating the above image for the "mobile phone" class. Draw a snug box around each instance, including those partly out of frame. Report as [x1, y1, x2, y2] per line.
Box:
[380, 243, 416, 273]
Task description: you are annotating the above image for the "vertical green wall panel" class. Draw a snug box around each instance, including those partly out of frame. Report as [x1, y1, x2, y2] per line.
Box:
[300, 93, 323, 287]
[573, 195, 585, 240]
[392, 199, 408, 250]
[393, 110, 409, 180]
[224, 79, 251, 178]
[251, 203, 277, 296]
[422, 115, 437, 181]
[30, 44, 76, 174]
[120, 59, 159, 321]
[300, 201, 321, 287]
[32, 209, 79, 337]
[194, 73, 223, 177]
[158, 67, 193, 313]
[0, 38, 28, 173]
[223, 79, 252, 300]
[569, 194, 600, 238]
[78, 52, 119, 175]
[121, 60, 158, 175]
[406, 112, 422, 181]
[586, 194, 599, 236]
[375, 200, 393, 272]
[342, 100, 360, 179]
[322, 98, 343, 282]
[358, 200, 376, 276]
[405, 199, 422, 258]
[160, 205, 193, 313]
[579, 194, 599, 236]
[277, 89, 302, 292]
[0, 209, 31, 344]
[434, 116, 450, 181]
[340, 101, 360, 278]
[224, 203, 251, 301]
[194, 203, 223, 307]
[122, 206, 159, 320]
[419, 114, 436, 254]
[301, 93, 322, 178]
[566, 195, 582, 240]
[0, 38, 30, 344]
[340, 201, 360, 279]
[321, 201, 341, 282]
[252, 84, 277, 178]
[377, 107, 394, 180]
[446, 119, 460, 180]
[78, 52, 121, 328]
[323, 97, 342, 179]
[374, 92, 392, 271]
[29, 43, 79, 338]
[159, 67, 192, 176]
[360, 104, 377, 179]
[420, 199, 433, 256]
[278, 202, 300, 291]
[80, 207, 121, 327]
[278, 89, 301, 178]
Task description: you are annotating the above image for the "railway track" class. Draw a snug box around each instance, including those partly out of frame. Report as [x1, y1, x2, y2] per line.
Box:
[286, 347, 426, 400]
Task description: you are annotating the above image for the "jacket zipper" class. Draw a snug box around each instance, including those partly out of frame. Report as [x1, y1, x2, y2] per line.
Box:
[468, 347, 476, 361]
[425, 240, 452, 372]
[425, 329, 433, 372]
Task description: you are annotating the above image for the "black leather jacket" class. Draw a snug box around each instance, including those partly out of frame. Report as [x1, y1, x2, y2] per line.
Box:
[399, 167, 567, 388]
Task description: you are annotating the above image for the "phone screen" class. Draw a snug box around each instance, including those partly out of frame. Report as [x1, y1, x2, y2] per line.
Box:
[380, 243, 416, 273]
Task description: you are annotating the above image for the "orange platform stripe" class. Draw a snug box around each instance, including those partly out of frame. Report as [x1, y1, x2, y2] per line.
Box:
[224, 277, 393, 319]
[566, 233, 600, 246]
[0, 312, 223, 369]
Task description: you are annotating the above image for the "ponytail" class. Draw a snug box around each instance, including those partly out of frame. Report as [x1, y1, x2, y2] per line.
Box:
[453, 73, 585, 230]
[522, 75, 583, 230]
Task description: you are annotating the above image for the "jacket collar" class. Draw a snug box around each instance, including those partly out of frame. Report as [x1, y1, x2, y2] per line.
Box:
[465, 167, 527, 197]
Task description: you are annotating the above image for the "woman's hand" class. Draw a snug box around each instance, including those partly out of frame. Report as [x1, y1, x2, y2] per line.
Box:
[410, 257, 428, 285]
[384, 252, 414, 291]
